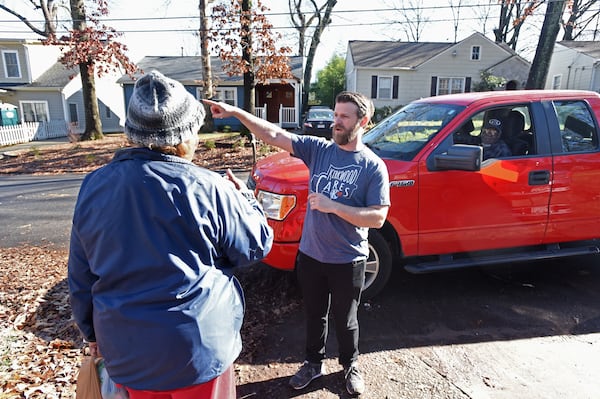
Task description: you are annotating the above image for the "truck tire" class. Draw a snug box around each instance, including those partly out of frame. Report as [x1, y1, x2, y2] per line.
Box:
[362, 229, 393, 300]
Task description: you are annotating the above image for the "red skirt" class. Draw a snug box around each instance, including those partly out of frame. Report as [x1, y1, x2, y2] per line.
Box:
[124, 366, 236, 399]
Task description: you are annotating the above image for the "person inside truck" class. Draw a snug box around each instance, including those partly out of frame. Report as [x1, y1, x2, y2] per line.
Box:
[480, 118, 512, 160]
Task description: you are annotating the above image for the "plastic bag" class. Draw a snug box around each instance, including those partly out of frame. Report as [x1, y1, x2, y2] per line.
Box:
[97, 358, 130, 399]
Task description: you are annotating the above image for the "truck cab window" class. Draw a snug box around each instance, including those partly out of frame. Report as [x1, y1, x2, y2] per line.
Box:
[553, 100, 599, 153]
[453, 106, 535, 159]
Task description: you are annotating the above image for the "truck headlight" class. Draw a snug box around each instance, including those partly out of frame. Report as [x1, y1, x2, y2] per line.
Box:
[257, 190, 296, 221]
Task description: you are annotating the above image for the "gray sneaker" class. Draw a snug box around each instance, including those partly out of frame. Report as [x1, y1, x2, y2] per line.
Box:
[344, 362, 365, 396]
[289, 361, 325, 390]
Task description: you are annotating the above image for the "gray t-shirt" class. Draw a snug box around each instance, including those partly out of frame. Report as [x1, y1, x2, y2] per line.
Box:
[291, 135, 390, 264]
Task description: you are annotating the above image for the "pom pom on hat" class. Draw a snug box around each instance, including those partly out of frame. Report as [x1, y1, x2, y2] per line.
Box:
[125, 70, 205, 147]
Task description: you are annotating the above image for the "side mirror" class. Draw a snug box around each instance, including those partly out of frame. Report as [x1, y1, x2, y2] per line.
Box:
[434, 144, 482, 171]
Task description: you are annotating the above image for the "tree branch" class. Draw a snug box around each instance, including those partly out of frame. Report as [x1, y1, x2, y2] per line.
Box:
[0, 4, 48, 37]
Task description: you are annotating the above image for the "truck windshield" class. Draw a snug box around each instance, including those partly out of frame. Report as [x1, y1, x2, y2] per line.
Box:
[363, 102, 465, 161]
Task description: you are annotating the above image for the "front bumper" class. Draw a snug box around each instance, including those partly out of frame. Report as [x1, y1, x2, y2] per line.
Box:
[263, 241, 299, 271]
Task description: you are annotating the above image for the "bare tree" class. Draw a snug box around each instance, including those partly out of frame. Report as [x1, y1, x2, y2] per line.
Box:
[494, 0, 542, 50]
[384, 0, 430, 42]
[288, 0, 337, 115]
[526, 0, 568, 89]
[562, 0, 600, 40]
[0, 0, 61, 36]
[471, 0, 494, 37]
[448, 0, 463, 43]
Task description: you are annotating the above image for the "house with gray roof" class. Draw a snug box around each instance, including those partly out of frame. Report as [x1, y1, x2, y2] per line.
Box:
[0, 38, 125, 134]
[545, 41, 600, 92]
[117, 55, 304, 131]
[345, 32, 531, 109]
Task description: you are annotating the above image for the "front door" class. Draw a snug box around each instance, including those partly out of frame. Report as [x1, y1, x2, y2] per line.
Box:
[257, 84, 294, 124]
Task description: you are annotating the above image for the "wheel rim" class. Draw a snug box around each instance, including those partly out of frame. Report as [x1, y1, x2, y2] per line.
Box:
[364, 242, 380, 290]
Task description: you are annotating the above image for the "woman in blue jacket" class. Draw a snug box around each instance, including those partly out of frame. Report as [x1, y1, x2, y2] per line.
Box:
[68, 70, 273, 398]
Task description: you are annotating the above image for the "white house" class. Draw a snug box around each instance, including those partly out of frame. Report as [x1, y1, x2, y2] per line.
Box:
[345, 32, 531, 109]
[545, 41, 600, 92]
[0, 38, 125, 133]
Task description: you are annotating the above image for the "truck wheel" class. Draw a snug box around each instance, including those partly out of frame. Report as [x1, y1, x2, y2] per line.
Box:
[362, 229, 393, 300]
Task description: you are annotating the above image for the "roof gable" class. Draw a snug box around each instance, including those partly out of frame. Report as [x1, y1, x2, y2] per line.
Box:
[118, 55, 303, 85]
[557, 41, 600, 59]
[349, 41, 453, 69]
[27, 62, 79, 88]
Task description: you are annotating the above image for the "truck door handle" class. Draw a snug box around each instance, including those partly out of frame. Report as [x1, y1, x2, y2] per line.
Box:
[528, 170, 550, 185]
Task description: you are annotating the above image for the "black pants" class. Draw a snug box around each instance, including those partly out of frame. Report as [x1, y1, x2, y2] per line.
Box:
[296, 251, 365, 367]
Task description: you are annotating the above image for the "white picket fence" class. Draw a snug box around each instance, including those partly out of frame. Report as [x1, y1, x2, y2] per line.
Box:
[254, 104, 298, 128]
[279, 105, 297, 126]
[0, 120, 69, 147]
[254, 104, 267, 119]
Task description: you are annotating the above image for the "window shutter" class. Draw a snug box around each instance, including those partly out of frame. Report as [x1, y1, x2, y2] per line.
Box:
[430, 76, 438, 96]
[371, 76, 378, 98]
[465, 77, 472, 93]
[392, 76, 399, 99]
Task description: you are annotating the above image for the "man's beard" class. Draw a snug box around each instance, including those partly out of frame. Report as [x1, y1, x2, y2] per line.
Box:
[333, 124, 358, 146]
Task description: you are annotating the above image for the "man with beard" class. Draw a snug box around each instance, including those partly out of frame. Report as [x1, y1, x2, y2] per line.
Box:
[204, 92, 390, 396]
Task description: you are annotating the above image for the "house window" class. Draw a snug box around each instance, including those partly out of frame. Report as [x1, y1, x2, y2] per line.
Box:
[552, 75, 562, 90]
[378, 77, 392, 99]
[438, 77, 465, 95]
[21, 101, 49, 122]
[471, 46, 481, 61]
[69, 103, 79, 126]
[214, 88, 237, 106]
[105, 104, 112, 118]
[2, 50, 21, 78]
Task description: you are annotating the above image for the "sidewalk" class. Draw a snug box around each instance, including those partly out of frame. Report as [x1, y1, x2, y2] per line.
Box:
[1, 136, 73, 157]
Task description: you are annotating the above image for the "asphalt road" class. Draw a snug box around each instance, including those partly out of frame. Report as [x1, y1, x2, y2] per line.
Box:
[0, 174, 84, 248]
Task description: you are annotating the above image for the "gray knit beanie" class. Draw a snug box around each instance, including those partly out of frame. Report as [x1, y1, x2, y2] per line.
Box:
[125, 70, 205, 147]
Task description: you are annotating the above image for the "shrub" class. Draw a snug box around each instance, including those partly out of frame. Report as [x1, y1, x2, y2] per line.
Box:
[204, 140, 216, 150]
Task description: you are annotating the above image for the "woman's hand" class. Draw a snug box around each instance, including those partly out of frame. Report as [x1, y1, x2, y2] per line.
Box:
[224, 168, 249, 191]
[88, 341, 101, 357]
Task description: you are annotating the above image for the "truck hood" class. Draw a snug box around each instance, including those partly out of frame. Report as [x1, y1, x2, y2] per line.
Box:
[252, 151, 309, 193]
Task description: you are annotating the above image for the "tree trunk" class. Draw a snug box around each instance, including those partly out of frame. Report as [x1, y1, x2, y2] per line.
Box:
[241, 0, 256, 161]
[241, 0, 255, 115]
[79, 62, 103, 140]
[301, 0, 336, 115]
[526, 0, 567, 89]
[70, 0, 103, 140]
[199, 0, 214, 132]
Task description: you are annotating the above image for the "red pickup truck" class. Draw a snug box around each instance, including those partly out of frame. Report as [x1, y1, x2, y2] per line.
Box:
[249, 90, 600, 298]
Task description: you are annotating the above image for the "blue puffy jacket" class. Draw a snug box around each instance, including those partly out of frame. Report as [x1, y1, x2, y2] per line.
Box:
[68, 147, 273, 390]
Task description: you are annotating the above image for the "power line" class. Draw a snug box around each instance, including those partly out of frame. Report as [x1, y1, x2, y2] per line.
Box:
[0, 2, 595, 26]
[0, 2, 596, 37]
